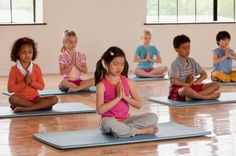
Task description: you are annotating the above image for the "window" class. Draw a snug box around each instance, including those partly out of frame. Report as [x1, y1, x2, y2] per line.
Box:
[0, 0, 43, 24]
[146, 0, 236, 24]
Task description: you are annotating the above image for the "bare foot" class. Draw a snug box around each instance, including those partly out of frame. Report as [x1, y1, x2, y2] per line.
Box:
[207, 92, 221, 100]
[68, 87, 82, 92]
[13, 107, 27, 113]
[137, 125, 158, 135]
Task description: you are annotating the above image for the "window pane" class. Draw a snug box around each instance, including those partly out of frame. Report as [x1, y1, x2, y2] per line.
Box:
[12, 0, 33, 23]
[196, 0, 213, 22]
[147, 0, 159, 23]
[218, 0, 234, 21]
[159, 0, 177, 22]
[0, 0, 11, 22]
[178, 0, 195, 22]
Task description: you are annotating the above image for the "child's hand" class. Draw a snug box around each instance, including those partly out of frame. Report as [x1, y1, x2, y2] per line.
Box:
[146, 52, 150, 61]
[116, 82, 122, 99]
[225, 47, 231, 58]
[186, 74, 194, 84]
[24, 71, 32, 85]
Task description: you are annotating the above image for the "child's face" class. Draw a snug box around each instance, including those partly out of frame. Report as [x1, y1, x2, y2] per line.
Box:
[19, 44, 33, 63]
[107, 57, 125, 76]
[142, 34, 152, 45]
[64, 36, 77, 51]
[218, 38, 230, 48]
[175, 42, 190, 58]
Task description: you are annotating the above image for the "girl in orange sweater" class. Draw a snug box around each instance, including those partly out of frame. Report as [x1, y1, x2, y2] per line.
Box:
[8, 37, 58, 112]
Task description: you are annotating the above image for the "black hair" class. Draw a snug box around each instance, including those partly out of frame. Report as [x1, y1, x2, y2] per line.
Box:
[216, 31, 231, 45]
[94, 46, 129, 85]
[11, 37, 37, 62]
[173, 34, 191, 49]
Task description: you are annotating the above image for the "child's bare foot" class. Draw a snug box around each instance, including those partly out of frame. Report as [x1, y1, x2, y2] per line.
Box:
[185, 96, 192, 101]
[208, 92, 221, 100]
[13, 107, 27, 113]
[137, 125, 158, 135]
[68, 87, 82, 92]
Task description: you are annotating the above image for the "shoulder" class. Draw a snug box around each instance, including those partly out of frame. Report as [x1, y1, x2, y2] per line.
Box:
[96, 81, 105, 91]
[136, 45, 144, 50]
[33, 63, 42, 71]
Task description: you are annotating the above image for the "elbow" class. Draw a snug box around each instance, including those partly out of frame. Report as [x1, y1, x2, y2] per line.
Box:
[135, 101, 142, 109]
[96, 108, 103, 115]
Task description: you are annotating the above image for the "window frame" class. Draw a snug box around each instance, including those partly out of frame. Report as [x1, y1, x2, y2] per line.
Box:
[145, 0, 236, 25]
[0, 0, 45, 26]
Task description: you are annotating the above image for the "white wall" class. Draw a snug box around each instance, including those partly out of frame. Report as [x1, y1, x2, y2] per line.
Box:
[0, 0, 236, 76]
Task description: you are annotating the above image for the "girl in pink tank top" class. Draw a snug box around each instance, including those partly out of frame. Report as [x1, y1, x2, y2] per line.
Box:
[95, 46, 158, 137]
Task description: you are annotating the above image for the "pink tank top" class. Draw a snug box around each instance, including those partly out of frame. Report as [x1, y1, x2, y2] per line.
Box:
[101, 75, 130, 119]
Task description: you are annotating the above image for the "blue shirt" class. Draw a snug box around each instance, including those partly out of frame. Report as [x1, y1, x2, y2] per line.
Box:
[135, 45, 159, 69]
[213, 47, 234, 74]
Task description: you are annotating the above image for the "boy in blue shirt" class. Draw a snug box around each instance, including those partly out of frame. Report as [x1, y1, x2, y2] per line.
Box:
[211, 31, 236, 82]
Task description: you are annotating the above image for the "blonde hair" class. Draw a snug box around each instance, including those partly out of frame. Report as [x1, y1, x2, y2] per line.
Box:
[143, 29, 152, 36]
[61, 30, 77, 52]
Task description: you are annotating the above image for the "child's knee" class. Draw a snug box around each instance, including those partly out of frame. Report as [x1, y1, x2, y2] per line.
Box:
[100, 117, 117, 132]
[51, 96, 58, 105]
[182, 86, 192, 96]
[213, 71, 231, 82]
[212, 82, 220, 90]
[145, 113, 158, 125]
[9, 94, 18, 104]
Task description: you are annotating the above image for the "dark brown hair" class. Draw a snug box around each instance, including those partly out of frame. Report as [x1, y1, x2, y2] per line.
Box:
[10, 37, 38, 62]
[94, 46, 129, 85]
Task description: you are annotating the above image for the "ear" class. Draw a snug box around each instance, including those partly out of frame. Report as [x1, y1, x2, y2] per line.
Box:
[174, 48, 179, 53]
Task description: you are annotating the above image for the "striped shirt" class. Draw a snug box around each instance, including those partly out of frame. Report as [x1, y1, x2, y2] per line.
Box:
[169, 56, 203, 86]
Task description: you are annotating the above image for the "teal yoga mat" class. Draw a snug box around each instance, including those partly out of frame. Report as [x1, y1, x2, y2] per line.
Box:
[148, 92, 236, 107]
[3, 86, 96, 96]
[0, 102, 95, 119]
[129, 75, 169, 82]
[33, 122, 210, 149]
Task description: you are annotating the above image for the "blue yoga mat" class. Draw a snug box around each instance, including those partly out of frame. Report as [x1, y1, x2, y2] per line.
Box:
[33, 122, 210, 149]
[203, 79, 236, 86]
[2, 86, 96, 96]
[129, 75, 169, 82]
[148, 92, 236, 107]
[0, 102, 95, 119]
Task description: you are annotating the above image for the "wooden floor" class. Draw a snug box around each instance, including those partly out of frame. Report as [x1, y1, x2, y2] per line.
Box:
[1, 70, 236, 156]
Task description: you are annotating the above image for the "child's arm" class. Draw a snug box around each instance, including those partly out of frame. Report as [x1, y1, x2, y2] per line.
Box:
[96, 82, 122, 115]
[59, 63, 73, 75]
[75, 62, 88, 73]
[230, 53, 236, 60]
[171, 77, 191, 87]
[122, 80, 142, 109]
[194, 71, 207, 84]
[213, 50, 228, 64]
[30, 65, 45, 90]
[133, 53, 148, 63]
[7, 68, 27, 93]
[150, 54, 162, 63]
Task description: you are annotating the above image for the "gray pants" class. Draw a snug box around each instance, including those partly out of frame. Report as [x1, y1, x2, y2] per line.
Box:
[100, 113, 158, 137]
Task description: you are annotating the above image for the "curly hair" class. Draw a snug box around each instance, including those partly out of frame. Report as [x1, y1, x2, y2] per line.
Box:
[10, 37, 38, 62]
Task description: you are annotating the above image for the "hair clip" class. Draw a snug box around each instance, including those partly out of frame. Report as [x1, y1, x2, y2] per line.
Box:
[110, 51, 114, 56]
[21, 37, 32, 42]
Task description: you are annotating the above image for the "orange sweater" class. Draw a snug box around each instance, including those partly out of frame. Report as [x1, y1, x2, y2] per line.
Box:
[7, 64, 45, 100]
